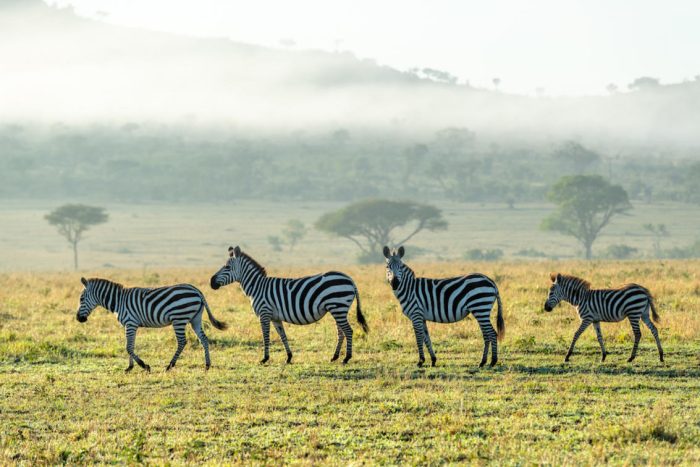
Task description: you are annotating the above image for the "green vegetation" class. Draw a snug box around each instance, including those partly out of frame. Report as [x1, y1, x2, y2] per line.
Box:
[1, 261, 700, 463]
[315, 199, 447, 262]
[542, 175, 632, 259]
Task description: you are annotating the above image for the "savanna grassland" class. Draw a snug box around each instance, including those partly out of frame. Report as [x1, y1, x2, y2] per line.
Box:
[2, 260, 700, 464]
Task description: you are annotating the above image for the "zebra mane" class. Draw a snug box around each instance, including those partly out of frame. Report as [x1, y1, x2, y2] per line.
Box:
[238, 252, 267, 277]
[558, 274, 591, 291]
[88, 278, 125, 290]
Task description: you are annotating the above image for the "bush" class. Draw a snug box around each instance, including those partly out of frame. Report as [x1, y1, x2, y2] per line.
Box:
[663, 240, 700, 259]
[515, 248, 547, 258]
[463, 248, 503, 261]
[604, 244, 638, 259]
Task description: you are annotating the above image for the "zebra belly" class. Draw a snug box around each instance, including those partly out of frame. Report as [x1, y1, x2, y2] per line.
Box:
[425, 307, 470, 323]
[275, 306, 327, 325]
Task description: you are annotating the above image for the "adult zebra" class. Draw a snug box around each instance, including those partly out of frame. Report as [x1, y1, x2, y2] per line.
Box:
[209, 246, 368, 364]
[544, 273, 664, 363]
[384, 246, 504, 367]
[76, 277, 227, 372]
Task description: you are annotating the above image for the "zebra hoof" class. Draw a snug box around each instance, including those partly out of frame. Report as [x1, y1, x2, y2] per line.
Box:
[260, 357, 269, 364]
[165, 364, 174, 372]
[431, 358, 437, 367]
[564, 356, 571, 363]
[330, 354, 340, 362]
[143, 365, 151, 373]
[601, 352, 607, 362]
[627, 356, 636, 363]
[490, 359, 497, 367]
[342, 356, 351, 364]
[205, 364, 211, 371]
[124, 366, 134, 373]
[660, 355, 665, 363]
[286, 353, 293, 364]
[479, 360, 487, 368]
[417, 360, 425, 368]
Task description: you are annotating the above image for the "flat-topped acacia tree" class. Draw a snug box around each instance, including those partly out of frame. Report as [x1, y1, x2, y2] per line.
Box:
[45, 204, 109, 270]
[315, 199, 447, 263]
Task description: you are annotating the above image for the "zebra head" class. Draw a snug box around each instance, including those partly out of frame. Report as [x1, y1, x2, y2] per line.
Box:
[383, 245, 405, 290]
[76, 277, 98, 322]
[210, 246, 243, 289]
[544, 272, 564, 312]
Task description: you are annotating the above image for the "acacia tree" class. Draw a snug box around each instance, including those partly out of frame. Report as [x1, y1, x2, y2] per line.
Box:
[315, 199, 447, 262]
[45, 204, 108, 270]
[541, 175, 631, 259]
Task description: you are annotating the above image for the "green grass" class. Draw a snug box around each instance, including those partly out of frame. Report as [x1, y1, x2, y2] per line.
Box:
[2, 261, 700, 464]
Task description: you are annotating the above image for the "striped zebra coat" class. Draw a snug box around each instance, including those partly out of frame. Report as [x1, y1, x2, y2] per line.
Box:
[210, 246, 368, 364]
[384, 246, 505, 367]
[544, 273, 664, 363]
[77, 277, 227, 372]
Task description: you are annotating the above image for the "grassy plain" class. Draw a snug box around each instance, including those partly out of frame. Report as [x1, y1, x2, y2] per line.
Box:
[2, 260, 700, 464]
[2, 200, 700, 271]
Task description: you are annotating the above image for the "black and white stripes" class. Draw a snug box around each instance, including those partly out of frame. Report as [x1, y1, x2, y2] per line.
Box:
[544, 273, 664, 362]
[383, 246, 505, 367]
[210, 246, 368, 364]
[76, 277, 227, 371]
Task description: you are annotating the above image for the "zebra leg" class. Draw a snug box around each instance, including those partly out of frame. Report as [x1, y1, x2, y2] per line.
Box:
[259, 314, 271, 364]
[411, 317, 426, 367]
[125, 324, 150, 372]
[642, 315, 664, 362]
[335, 314, 354, 364]
[191, 315, 211, 370]
[273, 321, 293, 364]
[331, 322, 345, 362]
[474, 311, 497, 367]
[593, 322, 608, 362]
[166, 321, 188, 371]
[627, 317, 643, 363]
[565, 320, 591, 362]
[423, 322, 437, 367]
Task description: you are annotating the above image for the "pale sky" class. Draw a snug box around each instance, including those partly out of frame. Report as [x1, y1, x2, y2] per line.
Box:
[48, 0, 700, 96]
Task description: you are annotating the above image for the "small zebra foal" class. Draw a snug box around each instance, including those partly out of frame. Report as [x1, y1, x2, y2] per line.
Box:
[210, 246, 368, 364]
[77, 277, 227, 372]
[384, 246, 505, 367]
[544, 273, 664, 363]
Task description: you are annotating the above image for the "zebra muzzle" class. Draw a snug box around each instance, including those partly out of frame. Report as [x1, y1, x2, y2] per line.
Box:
[77, 314, 87, 322]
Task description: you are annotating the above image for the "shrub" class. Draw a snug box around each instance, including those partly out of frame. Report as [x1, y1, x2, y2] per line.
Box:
[604, 244, 638, 259]
[463, 248, 503, 261]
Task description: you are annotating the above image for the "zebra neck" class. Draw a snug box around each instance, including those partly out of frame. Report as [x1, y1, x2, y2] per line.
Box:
[97, 284, 124, 314]
[238, 270, 264, 298]
[564, 287, 586, 307]
[397, 267, 416, 295]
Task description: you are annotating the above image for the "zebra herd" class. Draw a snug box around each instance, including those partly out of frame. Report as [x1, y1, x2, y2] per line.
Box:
[76, 245, 664, 371]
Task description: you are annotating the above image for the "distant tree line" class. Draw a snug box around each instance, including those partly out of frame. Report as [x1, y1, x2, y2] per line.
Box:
[2, 123, 700, 205]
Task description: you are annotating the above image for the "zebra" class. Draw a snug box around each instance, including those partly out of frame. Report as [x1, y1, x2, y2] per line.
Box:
[544, 272, 664, 363]
[209, 246, 368, 364]
[384, 246, 505, 367]
[76, 277, 227, 372]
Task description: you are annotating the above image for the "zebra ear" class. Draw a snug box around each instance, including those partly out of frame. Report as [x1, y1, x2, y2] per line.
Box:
[81, 277, 88, 287]
[397, 246, 405, 258]
[382, 246, 391, 258]
[550, 272, 558, 283]
[233, 246, 241, 257]
[228, 246, 235, 257]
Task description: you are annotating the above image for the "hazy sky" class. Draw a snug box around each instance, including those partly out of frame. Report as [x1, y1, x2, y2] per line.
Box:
[51, 0, 700, 96]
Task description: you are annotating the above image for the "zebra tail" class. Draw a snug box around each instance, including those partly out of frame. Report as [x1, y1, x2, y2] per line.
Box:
[650, 296, 661, 323]
[496, 292, 505, 341]
[354, 284, 369, 334]
[203, 297, 228, 331]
